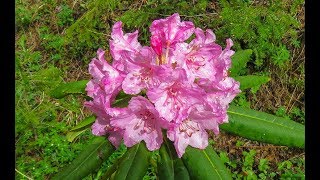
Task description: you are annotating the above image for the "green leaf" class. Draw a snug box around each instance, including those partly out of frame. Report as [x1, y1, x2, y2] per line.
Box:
[158, 144, 174, 180]
[65, 116, 95, 142]
[101, 153, 126, 180]
[113, 142, 151, 180]
[230, 49, 253, 76]
[221, 105, 305, 148]
[52, 137, 115, 180]
[258, 159, 270, 172]
[157, 136, 190, 180]
[173, 157, 190, 180]
[182, 146, 233, 180]
[233, 75, 270, 91]
[50, 80, 89, 99]
[112, 94, 132, 108]
[66, 128, 88, 142]
[70, 116, 95, 131]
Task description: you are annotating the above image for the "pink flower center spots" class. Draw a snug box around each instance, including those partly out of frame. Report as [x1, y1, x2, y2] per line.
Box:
[190, 45, 201, 52]
[187, 56, 206, 66]
[186, 47, 207, 70]
[178, 120, 200, 137]
[141, 67, 153, 81]
[134, 110, 156, 134]
[163, 84, 184, 111]
[105, 124, 121, 132]
[131, 67, 153, 83]
[168, 87, 178, 97]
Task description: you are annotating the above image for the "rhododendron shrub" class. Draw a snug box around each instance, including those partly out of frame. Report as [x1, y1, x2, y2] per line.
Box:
[85, 13, 240, 157]
[52, 12, 304, 180]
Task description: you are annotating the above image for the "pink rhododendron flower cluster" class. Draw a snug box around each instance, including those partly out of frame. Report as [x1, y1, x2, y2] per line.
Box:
[85, 13, 241, 157]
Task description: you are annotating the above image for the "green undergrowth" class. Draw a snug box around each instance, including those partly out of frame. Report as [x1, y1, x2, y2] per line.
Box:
[218, 149, 305, 179]
[15, 45, 94, 178]
[213, 0, 303, 69]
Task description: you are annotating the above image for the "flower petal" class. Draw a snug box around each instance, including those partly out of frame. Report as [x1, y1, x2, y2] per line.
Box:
[150, 13, 194, 47]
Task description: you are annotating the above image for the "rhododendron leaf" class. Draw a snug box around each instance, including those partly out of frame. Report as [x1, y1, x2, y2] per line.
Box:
[52, 137, 115, 180]
[111, 94, 132, 107]
[70, 115, 95, 131]
[65, 116, 96, 142]
[157, 136, 190, 180]
[50, 80, 89, 99]
[222, 105, 305, 148]
[100, 153, 126, 179]
[182, 146, 232, 180]
[158, 144, 174, 180]
[113, 142, 151, 180]
[173, 157, 190, 180]
[66, 129, 87, 142]
[233, 75, 270, 91]
[111, 90, 132, 107]
[229, 49, 253, 76]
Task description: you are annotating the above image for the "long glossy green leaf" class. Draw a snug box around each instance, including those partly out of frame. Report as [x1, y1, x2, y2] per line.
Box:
[173, 158, 190, 180]
[65, 116, 96, 142]
[158, 136, 189, 180]
[50, 80, 89, 99]
[158, 144, 174, 180]
[52, 137, 115, 180]
[113, 142, 151, 180]
[230, 49, 253, 76]
[66, 129, 88, 142]
[233, 75, 270, 91]
[101, 153, 126, 180]
[70, 116, 95, 131]
[182, 146, 232, 180]
[221, 105, 305, 148]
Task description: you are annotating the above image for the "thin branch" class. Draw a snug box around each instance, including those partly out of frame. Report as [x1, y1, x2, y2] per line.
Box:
[15, 169, 33, 180]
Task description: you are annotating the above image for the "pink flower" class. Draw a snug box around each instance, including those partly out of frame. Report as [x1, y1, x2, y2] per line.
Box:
[110, 22, 145, 73]
[150, 13, 194, 65]
[150, 35, 162, 56]
[120, 46, 169, 95]
[150, 13, 194, 47]
[110, 96, 166, 151]
[86, 49, 124, 101]
[167, 120, 208, 158]
[84, 49, 124, 118]
[85, 49, 126, 148]
[86, 13, 241, 156]
[122, 64, 170, 95]
[198, 77, 240, 105]
[167, 103, 219, 158]
[91, 118, 109, 136]
[182, 28, 223, 81]
[211, 39, 235, 82]
[91, 116, 124, 148]
[85, 97, 124, 148]
[147, 68, 206, 123]
[196, 77, 241, 125]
